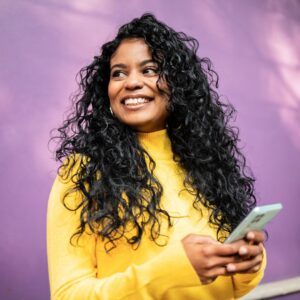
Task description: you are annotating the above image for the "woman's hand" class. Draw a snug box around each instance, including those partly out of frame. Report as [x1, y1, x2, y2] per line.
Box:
[181, 231, 265, 284]
[181, 234, 242, 284]
[225, 230, 265, 274]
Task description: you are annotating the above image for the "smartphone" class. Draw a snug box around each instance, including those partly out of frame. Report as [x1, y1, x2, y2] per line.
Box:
[224, 203, 283, 244]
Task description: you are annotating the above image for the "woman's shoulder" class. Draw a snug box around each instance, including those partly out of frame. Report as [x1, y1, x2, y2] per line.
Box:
[58, 153, 90, 183]
[49, 154, 88, 211]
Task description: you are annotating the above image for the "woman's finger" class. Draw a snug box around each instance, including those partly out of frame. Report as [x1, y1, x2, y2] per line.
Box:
[246, 231, 266, 244]
[226, 254, 263, 273]
[238, 243, 264, 257]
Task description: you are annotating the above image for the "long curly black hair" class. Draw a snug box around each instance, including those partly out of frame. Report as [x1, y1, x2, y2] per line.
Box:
[53, 13, 256, 251]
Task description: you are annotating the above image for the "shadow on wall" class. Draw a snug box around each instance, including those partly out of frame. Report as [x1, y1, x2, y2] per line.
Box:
[263, 1, 300, 151]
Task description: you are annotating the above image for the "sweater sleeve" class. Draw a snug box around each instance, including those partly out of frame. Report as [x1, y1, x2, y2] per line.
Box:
[232, 248, 267, 299]
[47, 174, 201, 300]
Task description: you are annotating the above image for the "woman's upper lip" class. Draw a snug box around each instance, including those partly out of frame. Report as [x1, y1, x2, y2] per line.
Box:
[121, 94, 153, 103]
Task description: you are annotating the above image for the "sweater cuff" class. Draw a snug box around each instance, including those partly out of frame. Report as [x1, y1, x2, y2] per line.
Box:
[138, 240, 201, 297]
[233, 248, 267, 298]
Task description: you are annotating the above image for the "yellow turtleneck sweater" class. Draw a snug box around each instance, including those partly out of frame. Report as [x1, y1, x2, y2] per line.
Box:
[47, 129, 266, 300]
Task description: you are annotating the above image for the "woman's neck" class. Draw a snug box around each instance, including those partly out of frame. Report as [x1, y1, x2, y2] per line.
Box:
[137, 129, 173, 160]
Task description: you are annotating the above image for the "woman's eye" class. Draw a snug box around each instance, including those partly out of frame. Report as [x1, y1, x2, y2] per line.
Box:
[111, 70, 126, 78]
[143, 67, 158, 75]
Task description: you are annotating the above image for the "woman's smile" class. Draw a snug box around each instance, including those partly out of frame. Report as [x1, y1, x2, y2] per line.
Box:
[121, 95, 153, 108]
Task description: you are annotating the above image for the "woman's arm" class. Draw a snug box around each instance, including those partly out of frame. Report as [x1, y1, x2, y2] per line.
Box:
[47, 174, 202, 300]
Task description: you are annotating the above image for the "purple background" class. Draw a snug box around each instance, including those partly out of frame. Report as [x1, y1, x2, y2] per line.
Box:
[1, 0, 299, 299]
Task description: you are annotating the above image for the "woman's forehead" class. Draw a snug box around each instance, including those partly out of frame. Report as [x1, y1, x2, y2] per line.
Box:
[110, 38, 153, 65]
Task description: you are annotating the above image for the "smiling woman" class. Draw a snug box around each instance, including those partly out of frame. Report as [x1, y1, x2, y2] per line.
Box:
[108, 38, 169, 132]
[48, 13, 266, 300]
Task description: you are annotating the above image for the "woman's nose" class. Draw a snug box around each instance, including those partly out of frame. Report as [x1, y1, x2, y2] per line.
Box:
[124, 72, 143, 90]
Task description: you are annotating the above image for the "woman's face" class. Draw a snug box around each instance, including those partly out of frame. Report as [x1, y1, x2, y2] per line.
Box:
[108, 38, 169, 132]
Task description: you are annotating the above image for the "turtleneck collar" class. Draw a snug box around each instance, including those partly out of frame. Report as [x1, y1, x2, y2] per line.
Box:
[137, 129, 173, 160]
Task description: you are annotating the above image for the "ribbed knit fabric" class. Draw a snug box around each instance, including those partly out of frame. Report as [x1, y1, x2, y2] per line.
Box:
[47, 129, 266, 300]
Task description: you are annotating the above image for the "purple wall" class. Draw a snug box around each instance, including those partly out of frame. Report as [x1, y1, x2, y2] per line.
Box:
[1, 0, 299, 299]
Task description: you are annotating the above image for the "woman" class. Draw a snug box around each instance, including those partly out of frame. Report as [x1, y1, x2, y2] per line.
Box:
[47, 13, 266, 300]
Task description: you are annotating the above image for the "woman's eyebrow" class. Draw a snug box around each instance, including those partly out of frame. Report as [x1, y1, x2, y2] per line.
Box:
[140, 59, 156, 66]
[110, 59, 156, 71]
[110, 63, 126, 71]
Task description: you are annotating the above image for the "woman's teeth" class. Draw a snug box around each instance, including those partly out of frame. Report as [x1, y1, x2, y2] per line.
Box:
[124, 98, 149, 105]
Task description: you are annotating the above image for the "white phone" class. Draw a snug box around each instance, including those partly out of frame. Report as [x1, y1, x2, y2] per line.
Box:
[224, 203, 283, 244]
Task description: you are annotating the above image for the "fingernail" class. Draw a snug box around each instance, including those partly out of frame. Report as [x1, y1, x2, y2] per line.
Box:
[239, 247, 247, 255]
[247, 232, 255, 239]
[227, 264, 236, 272]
